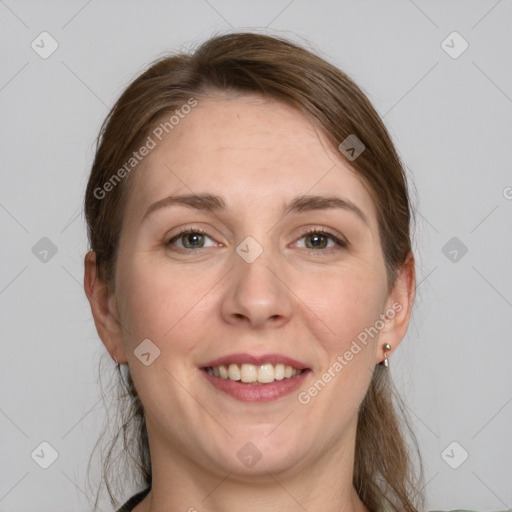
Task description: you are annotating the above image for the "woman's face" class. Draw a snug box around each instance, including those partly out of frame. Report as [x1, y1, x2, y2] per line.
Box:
[97, 94, 411, 478]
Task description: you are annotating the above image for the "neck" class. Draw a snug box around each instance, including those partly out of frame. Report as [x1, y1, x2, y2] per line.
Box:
[139, 472, 368, 512]
[134, 420, 370, 512]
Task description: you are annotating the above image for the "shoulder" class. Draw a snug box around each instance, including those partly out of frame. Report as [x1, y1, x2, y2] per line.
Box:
[115, 487, 151, 512]
[380, 500, 511, 512]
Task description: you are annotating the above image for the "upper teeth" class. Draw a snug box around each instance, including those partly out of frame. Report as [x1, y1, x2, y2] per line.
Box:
[205, 363, 302, 384]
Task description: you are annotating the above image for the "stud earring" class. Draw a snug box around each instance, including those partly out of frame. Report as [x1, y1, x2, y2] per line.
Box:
[382, 343, 391, 368]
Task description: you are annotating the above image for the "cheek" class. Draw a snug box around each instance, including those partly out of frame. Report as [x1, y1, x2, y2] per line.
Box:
[301, 263, 388, 356]
[115, 255, 215, 350]
[115, 237, 388, 364]
[294, 269, 386, 439]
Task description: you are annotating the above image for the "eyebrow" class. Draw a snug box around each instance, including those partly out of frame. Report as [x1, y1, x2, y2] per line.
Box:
[142, 193, 369, 226]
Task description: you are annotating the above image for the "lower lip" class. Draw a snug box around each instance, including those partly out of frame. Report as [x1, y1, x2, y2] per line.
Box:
[202, 369, 310, 402]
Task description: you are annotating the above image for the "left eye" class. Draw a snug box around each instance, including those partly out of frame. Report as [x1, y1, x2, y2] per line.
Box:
[295, 230, 346, 250]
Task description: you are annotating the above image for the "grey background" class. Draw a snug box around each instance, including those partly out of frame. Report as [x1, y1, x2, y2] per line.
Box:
[1, 1, 511, 511]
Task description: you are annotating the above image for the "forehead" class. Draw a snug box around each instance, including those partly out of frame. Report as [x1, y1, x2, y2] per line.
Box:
[126, 94, 378, 225]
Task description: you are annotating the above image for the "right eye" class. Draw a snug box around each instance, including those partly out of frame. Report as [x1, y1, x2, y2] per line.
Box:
[166, 228, 218, 251]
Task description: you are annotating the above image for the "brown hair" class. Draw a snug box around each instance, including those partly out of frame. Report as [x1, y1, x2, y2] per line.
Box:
[85, 32, 424, 511]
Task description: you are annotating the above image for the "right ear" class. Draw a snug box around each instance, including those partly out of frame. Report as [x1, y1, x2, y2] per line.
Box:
[84, 251, 128, 364]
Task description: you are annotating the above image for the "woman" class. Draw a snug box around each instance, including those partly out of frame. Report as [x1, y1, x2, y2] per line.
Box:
[84, 32, 424, 512]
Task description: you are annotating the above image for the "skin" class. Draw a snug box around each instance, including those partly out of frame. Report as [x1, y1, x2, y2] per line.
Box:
[84, 93, 415, 512]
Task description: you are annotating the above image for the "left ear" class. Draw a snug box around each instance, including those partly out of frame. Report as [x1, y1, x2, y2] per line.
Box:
[377, 251, 415, 364]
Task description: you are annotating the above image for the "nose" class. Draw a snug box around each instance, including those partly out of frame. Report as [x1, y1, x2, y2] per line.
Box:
[220, 242, 293, 329]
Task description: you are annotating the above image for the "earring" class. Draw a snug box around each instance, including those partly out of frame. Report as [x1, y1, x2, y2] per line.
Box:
[382, 343, 391, 368]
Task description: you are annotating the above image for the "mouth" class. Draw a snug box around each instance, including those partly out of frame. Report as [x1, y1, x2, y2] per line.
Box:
[203, 362, 306, 385]
[200, 354, 311, 402]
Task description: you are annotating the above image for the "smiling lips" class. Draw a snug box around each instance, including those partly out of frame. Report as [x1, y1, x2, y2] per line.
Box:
[201, 354, 310, 401]
[205, 362, 304, 384]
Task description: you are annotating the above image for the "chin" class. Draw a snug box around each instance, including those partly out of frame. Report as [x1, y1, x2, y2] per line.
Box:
[215, 450, 308, 482]
[206, 429, 311, 479]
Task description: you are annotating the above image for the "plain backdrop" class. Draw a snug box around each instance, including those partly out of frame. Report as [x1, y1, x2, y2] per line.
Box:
[1, 1, 511, 511]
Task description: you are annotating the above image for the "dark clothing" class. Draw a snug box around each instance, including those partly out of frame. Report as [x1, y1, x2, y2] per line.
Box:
[116, 487, 151, 512]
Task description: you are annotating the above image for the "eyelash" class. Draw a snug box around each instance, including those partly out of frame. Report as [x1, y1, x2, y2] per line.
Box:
[166, 226, 347, 253]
